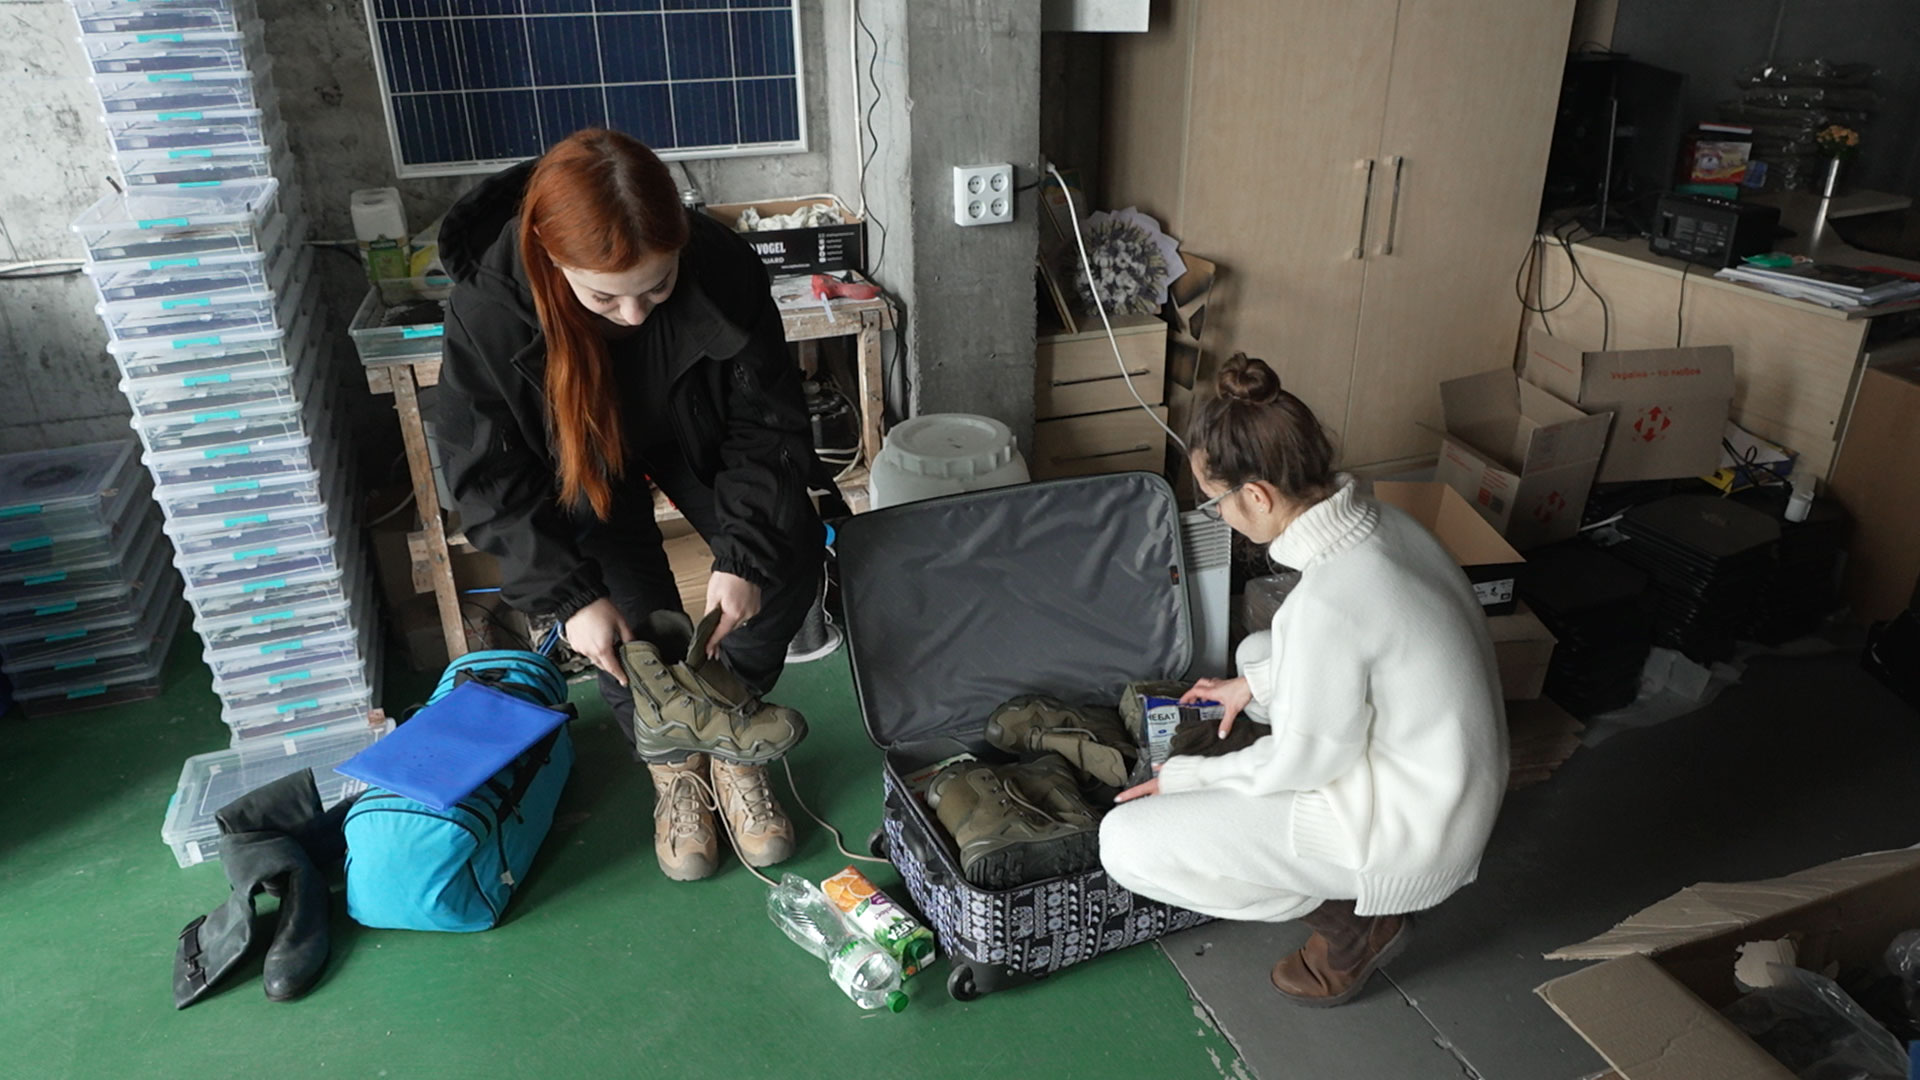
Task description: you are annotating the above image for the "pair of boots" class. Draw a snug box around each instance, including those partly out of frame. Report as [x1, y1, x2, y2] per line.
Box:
[647, 753, 796, 881]
[1270, 900, 1414, 1008]
[173, 770, 352, 1009]
[619, 609, 808, 881]
[925, 753, 1100, 889]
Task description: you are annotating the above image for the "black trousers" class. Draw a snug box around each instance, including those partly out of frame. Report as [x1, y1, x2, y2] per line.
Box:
[577, 448, 823, 758]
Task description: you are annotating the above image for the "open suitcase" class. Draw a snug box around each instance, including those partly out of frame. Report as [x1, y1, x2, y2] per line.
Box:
[836, 472, 1213, 1000]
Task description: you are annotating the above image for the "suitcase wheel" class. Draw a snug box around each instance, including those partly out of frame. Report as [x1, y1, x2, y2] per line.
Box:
[947, 962, 983, 1002]
[867, 826, 888, 860]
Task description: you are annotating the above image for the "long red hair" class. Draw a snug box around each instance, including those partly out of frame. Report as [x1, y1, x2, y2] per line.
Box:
[519, 129, 689, 520]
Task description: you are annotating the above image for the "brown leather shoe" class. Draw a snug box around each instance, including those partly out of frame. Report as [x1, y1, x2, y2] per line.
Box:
[1270, 900, 1413, 1007]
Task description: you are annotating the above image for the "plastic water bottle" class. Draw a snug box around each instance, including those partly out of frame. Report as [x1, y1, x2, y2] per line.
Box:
[767, 873, 907, 1012]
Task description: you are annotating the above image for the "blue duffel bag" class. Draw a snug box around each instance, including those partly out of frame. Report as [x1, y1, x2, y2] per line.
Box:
[343, 650, 575, 932]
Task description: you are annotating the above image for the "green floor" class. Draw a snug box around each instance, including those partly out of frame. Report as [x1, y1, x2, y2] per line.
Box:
[1, 633, 1246, 1079]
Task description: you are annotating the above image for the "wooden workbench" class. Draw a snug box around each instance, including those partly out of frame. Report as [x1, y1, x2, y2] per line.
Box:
[364, 284, 894, 661]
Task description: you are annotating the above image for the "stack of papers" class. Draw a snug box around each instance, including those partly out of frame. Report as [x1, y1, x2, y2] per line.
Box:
[1716, 262, 1920, 309]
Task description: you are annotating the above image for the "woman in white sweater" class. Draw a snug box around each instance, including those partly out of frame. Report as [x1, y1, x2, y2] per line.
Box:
[1099, 353, 1507, 1007]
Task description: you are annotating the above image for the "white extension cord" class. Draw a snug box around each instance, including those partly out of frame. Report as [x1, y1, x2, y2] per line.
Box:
[1045, 163, 1188, 456]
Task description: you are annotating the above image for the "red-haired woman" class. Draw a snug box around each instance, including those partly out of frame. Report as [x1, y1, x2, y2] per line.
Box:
[434, 130, 827, 882]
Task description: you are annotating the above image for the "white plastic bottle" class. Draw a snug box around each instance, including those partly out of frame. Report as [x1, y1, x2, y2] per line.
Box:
[351, 187, 409, 284]
[767, 873, 908, 1012]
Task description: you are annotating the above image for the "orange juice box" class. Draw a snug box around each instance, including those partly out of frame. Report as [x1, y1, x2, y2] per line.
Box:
[821, 866, 936, 977]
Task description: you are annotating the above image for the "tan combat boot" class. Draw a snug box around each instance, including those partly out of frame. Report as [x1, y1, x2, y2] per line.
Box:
[648, 754, 720, 881]
[709, 758, 796, 868]
[621, 610, 808, 764]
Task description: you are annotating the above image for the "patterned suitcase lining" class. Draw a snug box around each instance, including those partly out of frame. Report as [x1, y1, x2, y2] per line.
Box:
[880, 770, 1210, 977]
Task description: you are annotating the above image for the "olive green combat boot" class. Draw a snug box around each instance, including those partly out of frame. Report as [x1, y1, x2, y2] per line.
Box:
[998, 754, 1100, 829]
[621, 610, 808, 764]
[982, 695, 1139, 789]
[925, 761, 1099, 889]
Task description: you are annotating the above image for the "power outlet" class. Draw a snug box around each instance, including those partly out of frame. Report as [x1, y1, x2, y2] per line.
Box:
[953, 164, 1015, 227]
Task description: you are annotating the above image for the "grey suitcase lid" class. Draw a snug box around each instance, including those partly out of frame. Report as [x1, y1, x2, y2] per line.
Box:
[835, 472, 1193, 751]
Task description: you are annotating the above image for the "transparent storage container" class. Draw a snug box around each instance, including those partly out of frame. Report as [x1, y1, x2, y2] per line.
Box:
[199, 572, 370, 682]
[181, 543, 345, 609]
[158, 472, 329, 541]
[93, 58, 272, 116]
[88, 215, 284, 306]
[209, 621, 371, 699]
[169, 492, 341, 573]
[143, 435, 324, 505]
[75, 3, 248, 36]
[111, 280, 315, 382]
[119, 138, 279, 188]
[0, 439, 139, 545]
[130, 365, 315, 453]
[187, 560, 341, 622]
[81, 18, 262, 77]
[0, 502, 158, 592]
[106, 109, 271, 155]
[6, 591, 183, 704]
[73, 177, 277, 264]
[0, 564, 180, 674]
[137, 372, 326, 481]
[161, 719, 388, 868]
[347, 278, 450, 365]
[120, 346, 302, 416]
[0, 512, 164, 619]
[224, 675, 373, 738]
[0, 520, 168, 645]
[0, 470, 152, 582]
[95, 241, 296, 344]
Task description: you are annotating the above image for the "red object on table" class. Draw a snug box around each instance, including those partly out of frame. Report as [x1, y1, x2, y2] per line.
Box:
[811, 274, 881, 301]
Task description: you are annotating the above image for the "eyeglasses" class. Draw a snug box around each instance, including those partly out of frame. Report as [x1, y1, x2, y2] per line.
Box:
[1195, 485, 1242, 522]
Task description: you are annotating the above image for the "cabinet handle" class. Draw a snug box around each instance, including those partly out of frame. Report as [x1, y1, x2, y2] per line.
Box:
[1380, 156, 1405, 255]
[1354, 159, 1377, 260]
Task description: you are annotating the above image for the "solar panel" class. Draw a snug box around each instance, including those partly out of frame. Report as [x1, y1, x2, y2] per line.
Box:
[364, 0, 805, 177]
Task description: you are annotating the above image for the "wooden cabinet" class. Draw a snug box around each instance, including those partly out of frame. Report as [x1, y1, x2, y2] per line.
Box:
[1105, 0, 1575, 468]
[1031, 314, 1171, 478]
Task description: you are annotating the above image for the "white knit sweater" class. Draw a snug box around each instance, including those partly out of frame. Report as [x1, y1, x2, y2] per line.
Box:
[1155, 479, 1508, 915]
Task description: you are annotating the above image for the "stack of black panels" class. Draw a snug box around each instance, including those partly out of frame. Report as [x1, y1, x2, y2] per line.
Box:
[1752, 497, 1849, 645]
[1612, 495, 1780, 663]
[1519, 542, 1653, 716]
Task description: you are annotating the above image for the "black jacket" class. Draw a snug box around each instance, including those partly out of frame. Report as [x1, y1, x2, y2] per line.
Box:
[432, 161, 819, 620]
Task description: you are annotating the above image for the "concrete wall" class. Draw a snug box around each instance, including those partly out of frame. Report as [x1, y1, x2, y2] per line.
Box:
[1611, 0, 1920, 198]
[866, 0, 1042, 448]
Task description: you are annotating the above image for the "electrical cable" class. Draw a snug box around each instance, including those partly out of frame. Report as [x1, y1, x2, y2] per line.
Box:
[850, 0, 866, 219]
[852, 1, 906, 422]
[1676, 261, 1691, 346]
[460, 599, 533, 651]
[1556, 225, 1612, 350]
[366, 490, 416, 528]
[1046, 162, 1187, 455]
[0, 258, 84, 276]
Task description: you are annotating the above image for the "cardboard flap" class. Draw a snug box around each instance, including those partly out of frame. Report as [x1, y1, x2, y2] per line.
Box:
[1522, 328, 1589, 402]
[1487, 604, 1556, 646]
[1515, 380, 1613, 471]
[1535, 955, 1794, 1080]
[1580, 346, 1736, 404]
[1546, 848, 1920, 961]
[834, 473, 1191, 750]
[1440, 370, 1528, 471]
[1373, 481, 1523, 569]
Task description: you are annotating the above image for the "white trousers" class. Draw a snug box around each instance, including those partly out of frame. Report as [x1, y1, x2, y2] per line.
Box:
[1098, 786, 1362, 923]
[1097, 630, 1360, 923]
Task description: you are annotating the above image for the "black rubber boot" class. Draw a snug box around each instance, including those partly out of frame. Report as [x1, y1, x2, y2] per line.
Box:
[172, 770, 351, 1008]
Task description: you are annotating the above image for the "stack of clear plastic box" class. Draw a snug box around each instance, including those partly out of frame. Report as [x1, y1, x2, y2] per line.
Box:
[70, 0, 296, 202]
[0, 441, 180, 713]
[67, 1, 389, 866]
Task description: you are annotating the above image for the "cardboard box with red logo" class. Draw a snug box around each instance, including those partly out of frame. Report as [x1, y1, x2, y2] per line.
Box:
[1520, 328, 1736, 484]
[1435, 369, 1614, 550]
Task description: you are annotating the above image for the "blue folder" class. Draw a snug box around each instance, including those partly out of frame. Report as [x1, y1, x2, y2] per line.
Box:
[336, 681, 568, 811]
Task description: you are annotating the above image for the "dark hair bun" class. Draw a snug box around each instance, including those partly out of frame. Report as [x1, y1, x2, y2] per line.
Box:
[1216, 352, 1282, 406]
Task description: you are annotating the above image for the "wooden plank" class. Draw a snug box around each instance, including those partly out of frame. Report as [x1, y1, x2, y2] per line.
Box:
[1035, 314, 1168, 419]
[777, 295, 894, 341]
[389, 365, 467, 661]
[364, 366, 393, 395]
[1344, 0, 1576, 467]
[653, 465, 871, 523]
[855, 310, 886, 466]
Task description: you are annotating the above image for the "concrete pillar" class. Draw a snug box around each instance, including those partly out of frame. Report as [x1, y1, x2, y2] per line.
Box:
[860, 1, 1042, 452]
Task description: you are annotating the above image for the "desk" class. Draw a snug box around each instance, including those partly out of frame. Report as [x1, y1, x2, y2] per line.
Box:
[1530, 191, 1920, 479]
[365, 284, 894, 661]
